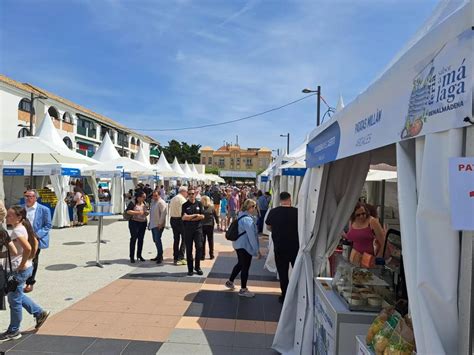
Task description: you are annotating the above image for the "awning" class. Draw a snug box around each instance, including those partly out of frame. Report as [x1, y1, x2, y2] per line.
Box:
[219, 170, 257, 178]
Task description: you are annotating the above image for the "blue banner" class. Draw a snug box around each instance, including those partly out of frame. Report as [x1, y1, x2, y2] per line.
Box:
[122, 172, 132, 180]
[260, 176, 269, 182]
[306, 122, 341, 167]
[3, 168, 25, 176]
[61, 168, 81, 177]
[282, 168, 307, 176]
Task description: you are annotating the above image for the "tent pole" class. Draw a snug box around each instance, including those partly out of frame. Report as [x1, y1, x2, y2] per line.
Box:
[380, 179, 386, 225]
[459, 125, 473, 355]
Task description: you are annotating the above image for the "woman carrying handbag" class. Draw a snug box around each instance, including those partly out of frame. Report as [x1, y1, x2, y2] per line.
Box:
[0, 206, 49, 343]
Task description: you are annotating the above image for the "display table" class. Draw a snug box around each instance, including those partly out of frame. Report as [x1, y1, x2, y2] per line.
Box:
[87, 212, 114, 268]
[314, 277, 378, 355]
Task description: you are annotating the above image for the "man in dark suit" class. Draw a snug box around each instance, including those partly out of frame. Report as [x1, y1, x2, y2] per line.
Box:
[22, 189, 52, 293]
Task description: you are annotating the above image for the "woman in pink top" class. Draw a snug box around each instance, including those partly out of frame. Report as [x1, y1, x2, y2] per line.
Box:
[346, 203, 385, 256]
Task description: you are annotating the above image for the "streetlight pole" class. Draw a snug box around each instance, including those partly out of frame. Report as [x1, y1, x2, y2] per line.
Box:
[28, 92, 48, 188]
[280, 133, 290, 154]
[302, 86, 322, 126]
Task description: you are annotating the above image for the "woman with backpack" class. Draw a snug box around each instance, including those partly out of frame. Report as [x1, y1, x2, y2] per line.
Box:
[0, 206, 49, 343]
[225, 199, 260, 297]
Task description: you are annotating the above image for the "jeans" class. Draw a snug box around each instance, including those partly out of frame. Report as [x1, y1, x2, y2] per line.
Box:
[26, 248, 41, 286]
[8, 266, 43, 332]
[151, 227, 164, 259]
[76, 204, 85, 223]
[257, 210, 267, 233]
[170, 218, 186, 261]
[184, 227, 203, 272]
[202, 225, 214, 259]
[229, 248, 253, 289]
[128, 220, 147, 259]
[275, 250, 297, 298]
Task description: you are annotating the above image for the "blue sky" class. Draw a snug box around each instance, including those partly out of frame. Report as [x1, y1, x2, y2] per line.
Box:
[1, 0, 439, 153]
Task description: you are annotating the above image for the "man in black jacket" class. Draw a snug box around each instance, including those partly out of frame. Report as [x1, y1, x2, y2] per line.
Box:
[265, 191, 299, 303]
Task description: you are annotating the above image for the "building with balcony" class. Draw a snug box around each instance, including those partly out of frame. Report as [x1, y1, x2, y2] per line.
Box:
[0, 74, 160, 161]
[199, 144, 272, 175]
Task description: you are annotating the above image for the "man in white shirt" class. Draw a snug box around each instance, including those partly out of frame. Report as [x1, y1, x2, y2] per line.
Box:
[169, 186, 188, 265]
[22, 189, 52, 293]
[149, 191, 168, 264]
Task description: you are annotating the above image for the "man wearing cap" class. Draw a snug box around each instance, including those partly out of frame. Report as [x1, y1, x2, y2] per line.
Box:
[169, 186, 188, 265]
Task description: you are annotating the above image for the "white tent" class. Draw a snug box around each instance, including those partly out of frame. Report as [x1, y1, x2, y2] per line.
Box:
[273, 1, 473, 354]
[170, 157, 186, 177]
[134, 144, 152, 167]
[34, 112, 98, 227]
[182, 161, 196, 179]
[154, 152, 181, 178]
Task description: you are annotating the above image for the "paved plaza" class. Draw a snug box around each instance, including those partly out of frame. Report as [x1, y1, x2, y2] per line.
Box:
[0, 216, 282, 354]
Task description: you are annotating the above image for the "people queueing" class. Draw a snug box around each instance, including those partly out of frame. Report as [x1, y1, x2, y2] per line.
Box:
[256, 190, 269, 234]
[0, 206, 49, 343]
[169, 186, 188, 265]
[181, 187, 205, 276]
[200, 196, 219, 260]
[225, 199, 260, 298]
[126, 190, 149, 263]
[149, 190, 168, 264]
[265, 191, 299, 303]
[21, 189, 52, 294]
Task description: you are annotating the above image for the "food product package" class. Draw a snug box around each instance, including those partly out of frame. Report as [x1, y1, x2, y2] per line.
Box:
[366, 307, 394, 345]
[371, 311, 402, 355]
[383, 318, 416, 355]
[350, 248, 362, 266]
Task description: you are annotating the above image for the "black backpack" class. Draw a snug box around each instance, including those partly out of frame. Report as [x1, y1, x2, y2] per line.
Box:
[225, 215, 247, 241]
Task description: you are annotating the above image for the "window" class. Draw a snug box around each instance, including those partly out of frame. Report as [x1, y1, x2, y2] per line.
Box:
[18, 99, 34, 113]
[131, 137, 136, 145]
[17, 128, 30, 137]
[246, 158, 252, 166]
[219, 158, 225, 167]
[117, 132, 129, 147]
[236, 158, 240, 165]
[208, 157, 212, 165]
[63, 112, 73, 123]
[130, 153, 135, 159]
[48, 106, 59, 120]
[63, 137, 73, 149]
[230, 158, 234, 166]
[202, 158, 206, 164]
[137, 139, 141, 146]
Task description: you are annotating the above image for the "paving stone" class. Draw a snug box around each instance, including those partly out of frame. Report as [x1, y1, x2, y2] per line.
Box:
[83, 338, 130, 354]
[233, 332, 270, 349]
[121, 340, 163, 354]
[167, 329, 208, 345]
[11, 334, 96, 353]
[0, 333, 33, 352]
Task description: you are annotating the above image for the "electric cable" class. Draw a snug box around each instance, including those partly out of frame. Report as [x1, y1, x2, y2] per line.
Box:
[128, 93, 317, 132]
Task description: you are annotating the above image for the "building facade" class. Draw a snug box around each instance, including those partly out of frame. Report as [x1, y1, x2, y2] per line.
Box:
[0, 74, 160, 162]
[199, 144, 271, 173]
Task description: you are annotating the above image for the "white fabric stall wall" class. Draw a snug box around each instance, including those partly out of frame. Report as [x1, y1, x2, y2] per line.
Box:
[110, 176, 124, 214]
[86, 176, 99, 207]
[50, 175, 70, 228]
[0, 162, 4, 201]
[273, 166, 324, 354]
[273, 152, 371, 354]
[396, 128, 462, 354]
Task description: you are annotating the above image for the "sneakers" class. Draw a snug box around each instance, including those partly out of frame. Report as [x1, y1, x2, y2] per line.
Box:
[35, 311, 50, 330]
[187, 271, 194, 276]
[0, 330, 21, 343]
[238, 288, 255, 298]
[225, 280, 235, 290]
[177, 259, 187, 266]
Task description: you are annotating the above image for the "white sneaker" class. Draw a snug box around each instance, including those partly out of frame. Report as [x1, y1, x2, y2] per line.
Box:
[238, 288, 255, 298]
[225, 280, 235, 290]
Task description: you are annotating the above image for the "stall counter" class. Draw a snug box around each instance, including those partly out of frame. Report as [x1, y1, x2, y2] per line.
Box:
[314, 277, 377, 355]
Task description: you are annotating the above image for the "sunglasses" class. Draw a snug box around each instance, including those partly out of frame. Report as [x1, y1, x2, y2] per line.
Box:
[24, 195, 35, 198]
[188, 193, 195, 195]
[355, 212, 367, 217]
